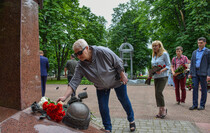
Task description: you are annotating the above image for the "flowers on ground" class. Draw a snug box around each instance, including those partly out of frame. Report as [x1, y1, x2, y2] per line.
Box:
[186, 78, 193, 91]
[38, 97, 48, 109]
[39, 97, 65, 122]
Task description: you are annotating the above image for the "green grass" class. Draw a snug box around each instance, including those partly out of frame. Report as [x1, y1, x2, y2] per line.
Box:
[46, 78, 152, 85]
[46, 77, 93, 85]
[47, 79, 68, 84]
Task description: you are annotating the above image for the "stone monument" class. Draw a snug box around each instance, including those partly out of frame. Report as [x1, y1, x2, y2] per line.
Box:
[0, 1, 102, 132]
[119, 43, 134, 79]
[0, 0, 41, 111]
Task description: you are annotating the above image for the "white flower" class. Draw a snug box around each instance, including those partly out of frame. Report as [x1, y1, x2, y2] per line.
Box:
[38, 96, 49, 109]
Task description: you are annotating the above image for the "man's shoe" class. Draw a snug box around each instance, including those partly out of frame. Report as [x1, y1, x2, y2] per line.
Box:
[189, 106, 197, 110]
[197, 106, 205, 110]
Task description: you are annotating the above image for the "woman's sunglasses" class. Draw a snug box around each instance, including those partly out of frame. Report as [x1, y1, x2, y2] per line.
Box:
[74, 47, 86, 57]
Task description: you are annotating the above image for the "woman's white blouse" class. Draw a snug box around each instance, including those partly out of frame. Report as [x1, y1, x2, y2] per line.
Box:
[151, 52, 171, 79]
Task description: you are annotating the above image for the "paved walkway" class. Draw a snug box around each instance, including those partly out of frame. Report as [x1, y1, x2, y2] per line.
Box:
[91, 117, 200, 133]
[45, 84, 210, 133]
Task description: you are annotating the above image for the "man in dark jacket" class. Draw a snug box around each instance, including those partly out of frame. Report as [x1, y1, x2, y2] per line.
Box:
[40, 50, 49, 97]
[189, 37, 210, 110]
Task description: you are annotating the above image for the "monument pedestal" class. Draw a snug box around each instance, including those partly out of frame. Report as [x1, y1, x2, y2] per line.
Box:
[0, 107, 103, 133]
[0, 0, 42, 111]
[0, 1, 103, 132]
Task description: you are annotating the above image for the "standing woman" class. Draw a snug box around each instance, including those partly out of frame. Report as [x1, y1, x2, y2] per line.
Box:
[151, 40, 171, 118]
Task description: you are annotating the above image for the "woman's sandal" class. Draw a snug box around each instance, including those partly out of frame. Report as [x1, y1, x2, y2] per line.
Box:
[130, 122, 136, 132]
[156, 114, 162, 118]
[160, 109, 167, 119]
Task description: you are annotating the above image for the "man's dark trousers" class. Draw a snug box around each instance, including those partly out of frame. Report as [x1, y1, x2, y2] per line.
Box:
[192, 70, 207, 107]
[41, 76, 47, 97]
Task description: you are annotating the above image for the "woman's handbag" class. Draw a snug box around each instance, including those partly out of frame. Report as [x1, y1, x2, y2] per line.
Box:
[176, 73, 185, 79]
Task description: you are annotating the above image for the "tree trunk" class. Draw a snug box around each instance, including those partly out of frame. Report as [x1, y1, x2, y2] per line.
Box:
[57, 66, 61, 80]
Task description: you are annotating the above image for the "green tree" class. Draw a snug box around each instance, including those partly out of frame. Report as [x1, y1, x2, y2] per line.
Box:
[108, 0, 151, 77]
[138, 0, 209, 59]
[39, 0, 107, 80]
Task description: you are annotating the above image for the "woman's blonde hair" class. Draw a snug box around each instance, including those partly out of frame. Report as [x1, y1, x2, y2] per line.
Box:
[152, 40, 167, 57]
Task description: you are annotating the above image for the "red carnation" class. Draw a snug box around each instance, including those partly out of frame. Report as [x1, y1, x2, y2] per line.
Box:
[43, 101, 48, 110]
[163, 65, 166, 68]
[41, 98, 65, 122]
[56, 103, 62, 110]
[48, 103, 56, 111]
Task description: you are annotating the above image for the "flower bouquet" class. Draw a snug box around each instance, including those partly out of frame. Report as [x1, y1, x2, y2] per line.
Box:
[175, 64, 187, 73]
[186, 78, 193, 90]
[31, 97, 65, 122]
[42, 97, 65, 122]
[174, 64, 187, 79]
[145, 65, 166, 85]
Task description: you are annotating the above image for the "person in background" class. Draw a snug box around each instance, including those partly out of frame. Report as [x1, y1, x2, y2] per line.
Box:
[57, 39, 135, 132]
[171, 46, 188, 104]
[185, 60, 191, 91]
[189, 37, 210, 110]
[186, 60, 191, 79]
[40, 50, 49, 97]
[64, 54, 78, 83]
[168, 68, 175, 88]
[151, 40, 170, 119]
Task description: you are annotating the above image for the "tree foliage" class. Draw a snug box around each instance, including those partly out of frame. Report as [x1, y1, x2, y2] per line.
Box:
[39, 0, 209, 80]
[39, 0, 107, 80]
[135, 0, 209, 59]
[108, 0, 151, 76]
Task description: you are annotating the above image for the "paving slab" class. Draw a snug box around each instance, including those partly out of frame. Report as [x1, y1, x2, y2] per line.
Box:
[45, 84, 210, 133]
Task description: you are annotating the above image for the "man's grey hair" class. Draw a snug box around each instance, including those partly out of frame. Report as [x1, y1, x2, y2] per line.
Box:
[73, 39, 89, 50]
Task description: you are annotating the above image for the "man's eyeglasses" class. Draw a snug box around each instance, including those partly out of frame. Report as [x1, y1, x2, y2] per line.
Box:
[74, 47, 86, 57]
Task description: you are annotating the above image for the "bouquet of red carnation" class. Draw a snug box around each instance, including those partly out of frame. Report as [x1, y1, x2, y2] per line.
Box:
[42, 98, 65, 122]
[145, 65, 166, 85]
[175, 64, 187, 73]
[174, 64, 187, 79]
[186, 78, 193, 91]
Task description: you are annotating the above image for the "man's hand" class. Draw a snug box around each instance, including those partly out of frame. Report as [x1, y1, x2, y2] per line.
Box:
[188, 75, 192, 79]
[120, 71, 128, 84]
[56, 96, 67, 103]
[56, 86, 74, 103]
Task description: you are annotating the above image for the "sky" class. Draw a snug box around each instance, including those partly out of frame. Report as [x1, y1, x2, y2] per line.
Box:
[79, 0, 130, 28]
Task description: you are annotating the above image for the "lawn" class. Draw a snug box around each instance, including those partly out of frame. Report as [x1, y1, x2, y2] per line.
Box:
[46, 77, 93, 85]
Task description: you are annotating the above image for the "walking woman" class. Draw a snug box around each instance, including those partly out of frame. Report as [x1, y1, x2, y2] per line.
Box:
[151, 40, 170, 118]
